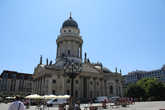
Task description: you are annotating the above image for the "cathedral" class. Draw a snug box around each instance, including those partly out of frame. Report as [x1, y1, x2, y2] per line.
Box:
[33, 15, 123, 98]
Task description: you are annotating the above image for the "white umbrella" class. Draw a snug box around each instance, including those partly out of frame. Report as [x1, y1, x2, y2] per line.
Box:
[6, 96, 16, 99]
[64, 95, 70, 98]
[42, 95, 57, 99]
[56, 95, 70, 99]
[25, 94, 42, 99]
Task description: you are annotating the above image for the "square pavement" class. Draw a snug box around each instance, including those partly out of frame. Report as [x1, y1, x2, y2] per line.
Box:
[1, 101, 165, 110]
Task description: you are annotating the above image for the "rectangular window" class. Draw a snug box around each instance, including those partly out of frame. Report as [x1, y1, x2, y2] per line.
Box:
[52, 80, 56, 84]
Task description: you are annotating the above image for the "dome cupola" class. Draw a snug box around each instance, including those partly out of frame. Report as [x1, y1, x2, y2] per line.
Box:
[56, 13, 83, 63]
[62, 14, 78, 29]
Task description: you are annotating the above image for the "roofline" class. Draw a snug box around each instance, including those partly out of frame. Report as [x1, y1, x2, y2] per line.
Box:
[1, 70, 32, 76]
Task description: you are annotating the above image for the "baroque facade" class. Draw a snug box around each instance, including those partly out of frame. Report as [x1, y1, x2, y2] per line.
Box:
[33, 15, 123, 98]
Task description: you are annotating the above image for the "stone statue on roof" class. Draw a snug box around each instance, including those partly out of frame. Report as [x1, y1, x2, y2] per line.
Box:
[40, 55, 42, 64]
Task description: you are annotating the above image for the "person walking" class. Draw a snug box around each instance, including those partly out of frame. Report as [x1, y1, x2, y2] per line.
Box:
[8, 95, 25, 110]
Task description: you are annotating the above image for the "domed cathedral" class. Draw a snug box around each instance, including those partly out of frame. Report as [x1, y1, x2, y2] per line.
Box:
[56, 15, 83, 64]
[33, 14, 123, 98]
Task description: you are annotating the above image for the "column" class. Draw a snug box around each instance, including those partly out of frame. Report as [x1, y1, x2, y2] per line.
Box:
[56, 45, 59, 57]
[100, 79, 103, 96]
[86, 77, 90, 98]
[63, 76, 66, 95]
[80, 45, 82, 59]
[80, 76, 83, 98]
[93, 78, 96, 97]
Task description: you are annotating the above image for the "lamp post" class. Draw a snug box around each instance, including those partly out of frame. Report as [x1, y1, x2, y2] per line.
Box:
[64, 59, 82, 110]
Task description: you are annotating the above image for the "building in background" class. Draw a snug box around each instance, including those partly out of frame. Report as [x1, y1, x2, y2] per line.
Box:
[33, 15, 123, 98]
[0, 70, 33, 96]
[124, 65, 165, 85]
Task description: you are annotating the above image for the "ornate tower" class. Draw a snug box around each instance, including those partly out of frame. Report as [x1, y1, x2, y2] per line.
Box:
[56, 15, 83, 63]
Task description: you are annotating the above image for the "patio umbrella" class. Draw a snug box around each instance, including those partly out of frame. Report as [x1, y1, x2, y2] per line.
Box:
[42, 95, 57, 99]
[6, 96, 16, 99]
[25, 94, 42, 99]
[56, 95, 70, 99]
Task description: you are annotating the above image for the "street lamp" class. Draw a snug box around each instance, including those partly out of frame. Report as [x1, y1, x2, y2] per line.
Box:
[64, 58, 82, 110]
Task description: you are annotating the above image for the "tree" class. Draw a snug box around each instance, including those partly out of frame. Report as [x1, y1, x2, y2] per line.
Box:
[126, 83, 145, 99]
[136, 78, 165, 101]
[148, 81, 165, 100]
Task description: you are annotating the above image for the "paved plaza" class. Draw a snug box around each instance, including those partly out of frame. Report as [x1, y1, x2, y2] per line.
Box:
[1, 101, 165, 110]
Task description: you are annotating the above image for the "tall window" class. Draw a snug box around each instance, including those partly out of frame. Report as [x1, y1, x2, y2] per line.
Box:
[67, 79, 70, 83]
[67, 90, 70, 95]
[75, 80, 79, 84]
[52, 90, 56, 95]
[97, 82, 99, 86]
[68, 50, 70, 56]
[119, 87, 121, 96]
[52, 79, 56, 84]
[90, 81, 93, 85]
[90, 91, 92, 98]
[97, 91, 99, 96]
[75, 90, 78, 97]
[79, 48, 80, 57]
[116, 88, 118, 96]
[110, 86, 113, 94]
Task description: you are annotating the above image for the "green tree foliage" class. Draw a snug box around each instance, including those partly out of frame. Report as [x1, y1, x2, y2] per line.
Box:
[126, 83, 145, 98]
[137, 78, 157, 96]
[126, 78, 165, 101]
[148, 81, 165, 100]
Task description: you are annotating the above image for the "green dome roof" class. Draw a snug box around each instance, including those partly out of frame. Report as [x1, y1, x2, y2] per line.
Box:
[62, 17, 78, 28]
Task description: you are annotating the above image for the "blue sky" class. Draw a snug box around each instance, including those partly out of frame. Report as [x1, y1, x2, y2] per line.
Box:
[0, 0, 165, 75]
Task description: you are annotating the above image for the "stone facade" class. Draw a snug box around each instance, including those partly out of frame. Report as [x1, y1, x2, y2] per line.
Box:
[0, 70, 33, 96]
[33, 15, 123, 98]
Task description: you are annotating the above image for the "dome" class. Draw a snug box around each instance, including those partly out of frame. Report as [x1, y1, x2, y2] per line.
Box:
[62, 16, 78, 28]
[103, 67, 112, 73]
[94, 65, 112, 73]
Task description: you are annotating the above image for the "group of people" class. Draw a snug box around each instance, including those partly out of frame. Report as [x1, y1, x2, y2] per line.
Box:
[8, 96, 25, 110]
[115, 97, 136, 105]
